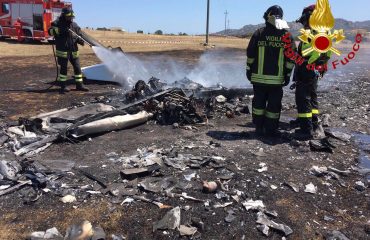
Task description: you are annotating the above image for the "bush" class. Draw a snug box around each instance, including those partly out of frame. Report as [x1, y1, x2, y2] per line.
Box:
[155, 30, 163, 35]
[97, 27, 110, 31]
[137, 30, 144, 34]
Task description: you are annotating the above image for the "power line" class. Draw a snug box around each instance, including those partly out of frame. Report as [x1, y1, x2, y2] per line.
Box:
[224, 10, 228, 36]
[206, 0, 210, 45]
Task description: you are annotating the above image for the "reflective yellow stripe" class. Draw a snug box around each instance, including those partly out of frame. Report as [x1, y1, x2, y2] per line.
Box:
[265, 111, 280, 119]
[278, 47, 284, 77]
[286, 62, 295, 70]
[258, 47, 265, 75]
[58, 74, 67, 82]
[298, 113, 313, 118]
[75, 74, 83, 82]
[251, 73, 284, 85]
[72, 51, 79, 58]
[56, 50, 68, 58]
[247, 58, 255, 64]
[312, 109, 319, 115]
[253, 108, 265, 116]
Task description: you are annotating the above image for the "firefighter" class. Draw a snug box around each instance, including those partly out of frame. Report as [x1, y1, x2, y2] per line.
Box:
[293, 5, 331, 139]
[14, 18, 24, 42]
[246, 5, 295, 137]
[48, 7, 89, 94]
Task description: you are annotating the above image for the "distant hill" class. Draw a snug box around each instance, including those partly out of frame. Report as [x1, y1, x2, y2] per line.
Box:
[216, 19, 370, 40]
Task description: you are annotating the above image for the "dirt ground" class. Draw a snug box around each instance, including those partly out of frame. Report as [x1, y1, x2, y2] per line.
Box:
[0, 36, 369, 240]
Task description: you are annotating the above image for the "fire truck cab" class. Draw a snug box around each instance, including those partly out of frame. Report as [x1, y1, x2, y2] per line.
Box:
[0, 0, 71, 42]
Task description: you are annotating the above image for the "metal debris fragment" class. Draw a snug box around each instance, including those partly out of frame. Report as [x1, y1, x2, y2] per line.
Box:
[304, 183, 317, 194]
[153, 207, 181, 232]
[242, 200, 265, 211]
[60, 195, 77, 203]
[256, 212, 293, 236]
[178, 225, 197, 236]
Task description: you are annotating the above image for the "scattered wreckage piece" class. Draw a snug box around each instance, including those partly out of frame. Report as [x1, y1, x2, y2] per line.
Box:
[0, 160, 21, 180]
[132, 195, 172, 209]
[166, 192, 204, 202]
[178, 225, 197, 236]
[283, 182, 300, 193]
[153, 206, 181, 232]
[138, 177, 177, 193]
[324, 129, 352, 142]
[304, 183, 317, 194]
[78, 169, 109, 189]
[14, 135, 58, 157]
[309, 139, 335, 153]
[70, 111, 153, 138]
[28, 227, 63, 240]
[256, 212, 293, 237]
[242, 200, 265, 211]
[121, 164, 161, 180]
[0, 180, 32, 197]
[39, 103, 115, 124]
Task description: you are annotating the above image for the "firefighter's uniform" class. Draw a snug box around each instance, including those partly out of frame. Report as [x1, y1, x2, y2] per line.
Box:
[294, 5, 331, 136]
[294, 42, 330, 134]
[246, 6, 295, 136]
[48, 8, 88, 93]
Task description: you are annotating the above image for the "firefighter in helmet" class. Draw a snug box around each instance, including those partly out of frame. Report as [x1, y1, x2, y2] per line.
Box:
[48, 7, 89, 94]
[246, 5, 296, 137]
[293, 5, 331, 139]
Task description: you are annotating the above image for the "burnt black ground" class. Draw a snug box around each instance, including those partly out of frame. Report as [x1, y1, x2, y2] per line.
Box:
[0, 48, 369, 239]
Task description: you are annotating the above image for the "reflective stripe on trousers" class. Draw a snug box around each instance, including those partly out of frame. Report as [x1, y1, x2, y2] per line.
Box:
[253, 108, 265, 116]
[75, 74, 83, 83]
[265, 111, 280, 119]
[58, 74, 67, 82]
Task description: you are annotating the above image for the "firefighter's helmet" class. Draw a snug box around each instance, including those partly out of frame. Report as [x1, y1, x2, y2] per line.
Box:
[61, 7, 75, 18]
[263, 5, 284, 21]
[296, 5, 316, 25]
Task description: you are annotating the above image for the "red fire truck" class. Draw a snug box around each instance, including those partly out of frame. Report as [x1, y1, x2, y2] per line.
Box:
[0, 0, 71, 42]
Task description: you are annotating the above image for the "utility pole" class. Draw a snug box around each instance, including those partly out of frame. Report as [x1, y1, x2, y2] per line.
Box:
[206, 0, 210, 45]
[224, 10, 228, 36]
[227, 19, 230, 36]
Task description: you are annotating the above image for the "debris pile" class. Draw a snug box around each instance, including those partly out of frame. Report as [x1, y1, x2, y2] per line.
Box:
[1, 75, 369, 239]
[0, 78, 253, 158]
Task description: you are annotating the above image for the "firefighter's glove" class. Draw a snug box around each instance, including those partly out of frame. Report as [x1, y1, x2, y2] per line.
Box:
[49, 27, 59, 36]
[246, 70, 252, 81]
[77, 38, 85, 46]
[283, 75, 291, 87]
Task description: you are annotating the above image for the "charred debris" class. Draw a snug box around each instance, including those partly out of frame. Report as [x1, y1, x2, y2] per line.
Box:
[0, 77, 368, 239]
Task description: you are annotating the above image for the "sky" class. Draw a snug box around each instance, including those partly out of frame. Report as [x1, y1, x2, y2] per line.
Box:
[72, 0, 370, 34]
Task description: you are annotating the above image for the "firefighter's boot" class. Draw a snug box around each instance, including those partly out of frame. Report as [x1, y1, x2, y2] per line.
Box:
[255, 123, 265, 137]
[59, 82, 70, 94]
[76, 82, 89, 92]
[294, 129, 314, 141]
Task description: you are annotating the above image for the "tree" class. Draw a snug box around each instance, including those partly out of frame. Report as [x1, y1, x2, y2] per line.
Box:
[137, 30, 144, 34]
[155, 30, 163, 35]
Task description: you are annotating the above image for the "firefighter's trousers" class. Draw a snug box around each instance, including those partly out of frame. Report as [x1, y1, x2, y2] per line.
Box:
[252, 85, 283, 133]
[57, 51, 83, 83]
[295, 78, 319, 132]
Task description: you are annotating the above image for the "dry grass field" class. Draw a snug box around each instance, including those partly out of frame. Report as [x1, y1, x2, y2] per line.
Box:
[0, 30, 247, 57]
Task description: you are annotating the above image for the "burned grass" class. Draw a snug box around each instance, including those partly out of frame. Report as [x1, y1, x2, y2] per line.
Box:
[0, 48, 369, 239]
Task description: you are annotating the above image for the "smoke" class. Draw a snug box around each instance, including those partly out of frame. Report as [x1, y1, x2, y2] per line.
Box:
[92, 47, 251, 89]
[187, 50, 250, 88]
[92, 46, 149, 88]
